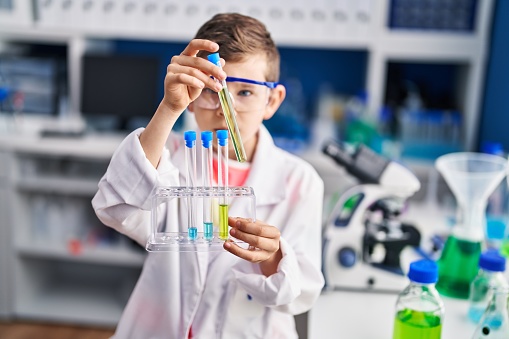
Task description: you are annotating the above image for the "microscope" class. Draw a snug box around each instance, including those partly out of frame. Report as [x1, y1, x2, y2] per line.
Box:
[322, 140, 422, 292]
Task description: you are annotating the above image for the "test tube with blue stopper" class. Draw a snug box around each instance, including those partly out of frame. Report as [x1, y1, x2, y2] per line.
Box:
[201, 131, 214, 240]
[207, 53, 247, 163]
[217, 130, 229, 240]
[184, 131, 197, 240]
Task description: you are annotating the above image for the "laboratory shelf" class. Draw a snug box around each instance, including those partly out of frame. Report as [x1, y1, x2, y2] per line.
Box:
[0, 25, 74, 44]
[16, 283, 125, 327]
[16, 242, 146, 268]
[0, 25, 187, 44]
[0, 131, 125, 160]
[15, 177, 100, 196]
[378, 32, 484, 61]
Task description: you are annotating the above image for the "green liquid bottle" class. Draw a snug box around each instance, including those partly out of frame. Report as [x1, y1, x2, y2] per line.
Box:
[436, 234, 482, 299]
[433, 152, 508, 299]
[393, 260, 444, 339]
[393, 309, 442, 339]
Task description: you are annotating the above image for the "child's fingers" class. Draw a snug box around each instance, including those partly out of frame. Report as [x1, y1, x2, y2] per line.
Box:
[229, 217, 280, 240]
[167, 64, 219, 91]
[229, 227, 279, 253]
[180, 39, 219, 57]
[223, 241, 272, 263]
[170, 55, 226, 82]
[166, 73, 204, 90]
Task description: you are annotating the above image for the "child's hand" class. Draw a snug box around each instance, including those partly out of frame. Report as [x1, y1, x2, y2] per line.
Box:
[224, 217, 283, 277]
[162, 39, 227, 116]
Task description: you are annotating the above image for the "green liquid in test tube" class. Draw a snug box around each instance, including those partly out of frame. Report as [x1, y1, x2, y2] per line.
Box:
[184, 131, 197, 241]
[201, 131, 214, 240]
[207, 53, 247, 163]
[217, 130, 229, 241]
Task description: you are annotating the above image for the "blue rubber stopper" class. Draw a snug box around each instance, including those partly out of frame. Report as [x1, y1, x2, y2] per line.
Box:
[207, 52, 221, 66]
[184, 130, 196, 148]
[408, 260, 438, 284]
[201, 131, 213, 148]
[216, 129, 228, 147]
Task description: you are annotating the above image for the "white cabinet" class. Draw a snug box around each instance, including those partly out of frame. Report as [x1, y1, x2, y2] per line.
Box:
[0, 132, 145, 326]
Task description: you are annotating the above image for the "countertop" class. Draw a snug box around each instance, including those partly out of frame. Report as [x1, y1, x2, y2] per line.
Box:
[309, 290, 478, 338]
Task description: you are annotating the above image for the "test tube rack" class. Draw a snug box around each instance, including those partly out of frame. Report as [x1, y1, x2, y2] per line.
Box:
[146, 186, 256, 252]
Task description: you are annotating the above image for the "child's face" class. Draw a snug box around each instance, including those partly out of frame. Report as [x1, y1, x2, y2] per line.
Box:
[188, 54, 284, 159]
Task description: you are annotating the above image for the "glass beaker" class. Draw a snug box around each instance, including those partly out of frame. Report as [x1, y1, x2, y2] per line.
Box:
[472, 286, 509, 338]
[435, 153, 508, 299]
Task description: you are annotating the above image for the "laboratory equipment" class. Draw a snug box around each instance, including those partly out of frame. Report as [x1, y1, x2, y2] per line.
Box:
[146, 186, 255, 252]
[482, 142, 508, 251]
[207, 52, 247, 163]
[217, 129, 229, 240]
[201, 131, 214, 240]
[184, 131, 198, 240]
[468, 250, 508, 323]
[392, 260, 444, 339]
[145, 129, 254, 252]
[322, 139, 422, 292]
[435, 153, 508, 299]
[471, 286, 509, 339]
[81, 54, 158, 131]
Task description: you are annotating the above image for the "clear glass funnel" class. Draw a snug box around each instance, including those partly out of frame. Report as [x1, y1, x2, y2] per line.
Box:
[435, 152, 507, 299]
[472, 287, 509, 339]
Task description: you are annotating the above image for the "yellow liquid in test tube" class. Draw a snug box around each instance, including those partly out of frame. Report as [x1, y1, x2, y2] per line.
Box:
[219, 204, 229, 240]
[218, 87, 247, 163]
[207, 52, 247, 163]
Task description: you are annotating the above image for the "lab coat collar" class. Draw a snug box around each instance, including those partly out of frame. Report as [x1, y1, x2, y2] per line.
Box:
[245, 125, 286, 206]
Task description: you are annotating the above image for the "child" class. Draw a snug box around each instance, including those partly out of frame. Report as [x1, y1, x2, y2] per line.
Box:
[92, 13, 324, 339]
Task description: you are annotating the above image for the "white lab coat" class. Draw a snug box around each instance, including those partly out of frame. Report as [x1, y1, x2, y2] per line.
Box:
[92, 125, 325, 339]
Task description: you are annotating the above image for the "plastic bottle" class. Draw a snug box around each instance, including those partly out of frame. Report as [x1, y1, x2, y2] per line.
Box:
[468, 250, 508, 323]
[471, 286, 509, 339]
[482, 142, 508, 251]
[392, 260, 444, 339]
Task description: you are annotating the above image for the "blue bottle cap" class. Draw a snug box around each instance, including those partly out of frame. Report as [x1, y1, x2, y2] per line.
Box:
[201, 131, 213, 148]
[207, 53, 221, 66]
[216, 129, 228, 147]
[184, 130, 196, 148]
[408, 260, 438, 284]
[479, 250, 506, 272]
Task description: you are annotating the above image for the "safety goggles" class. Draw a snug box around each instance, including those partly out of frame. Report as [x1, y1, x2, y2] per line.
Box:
[194, 76, 279, 114]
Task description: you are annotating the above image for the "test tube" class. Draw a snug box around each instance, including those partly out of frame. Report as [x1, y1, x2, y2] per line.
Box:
[207, 52, 247, 163]
[184, 131, 197, 241]
[217, 130, 229, 240]
[201, 131, 214, 240]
